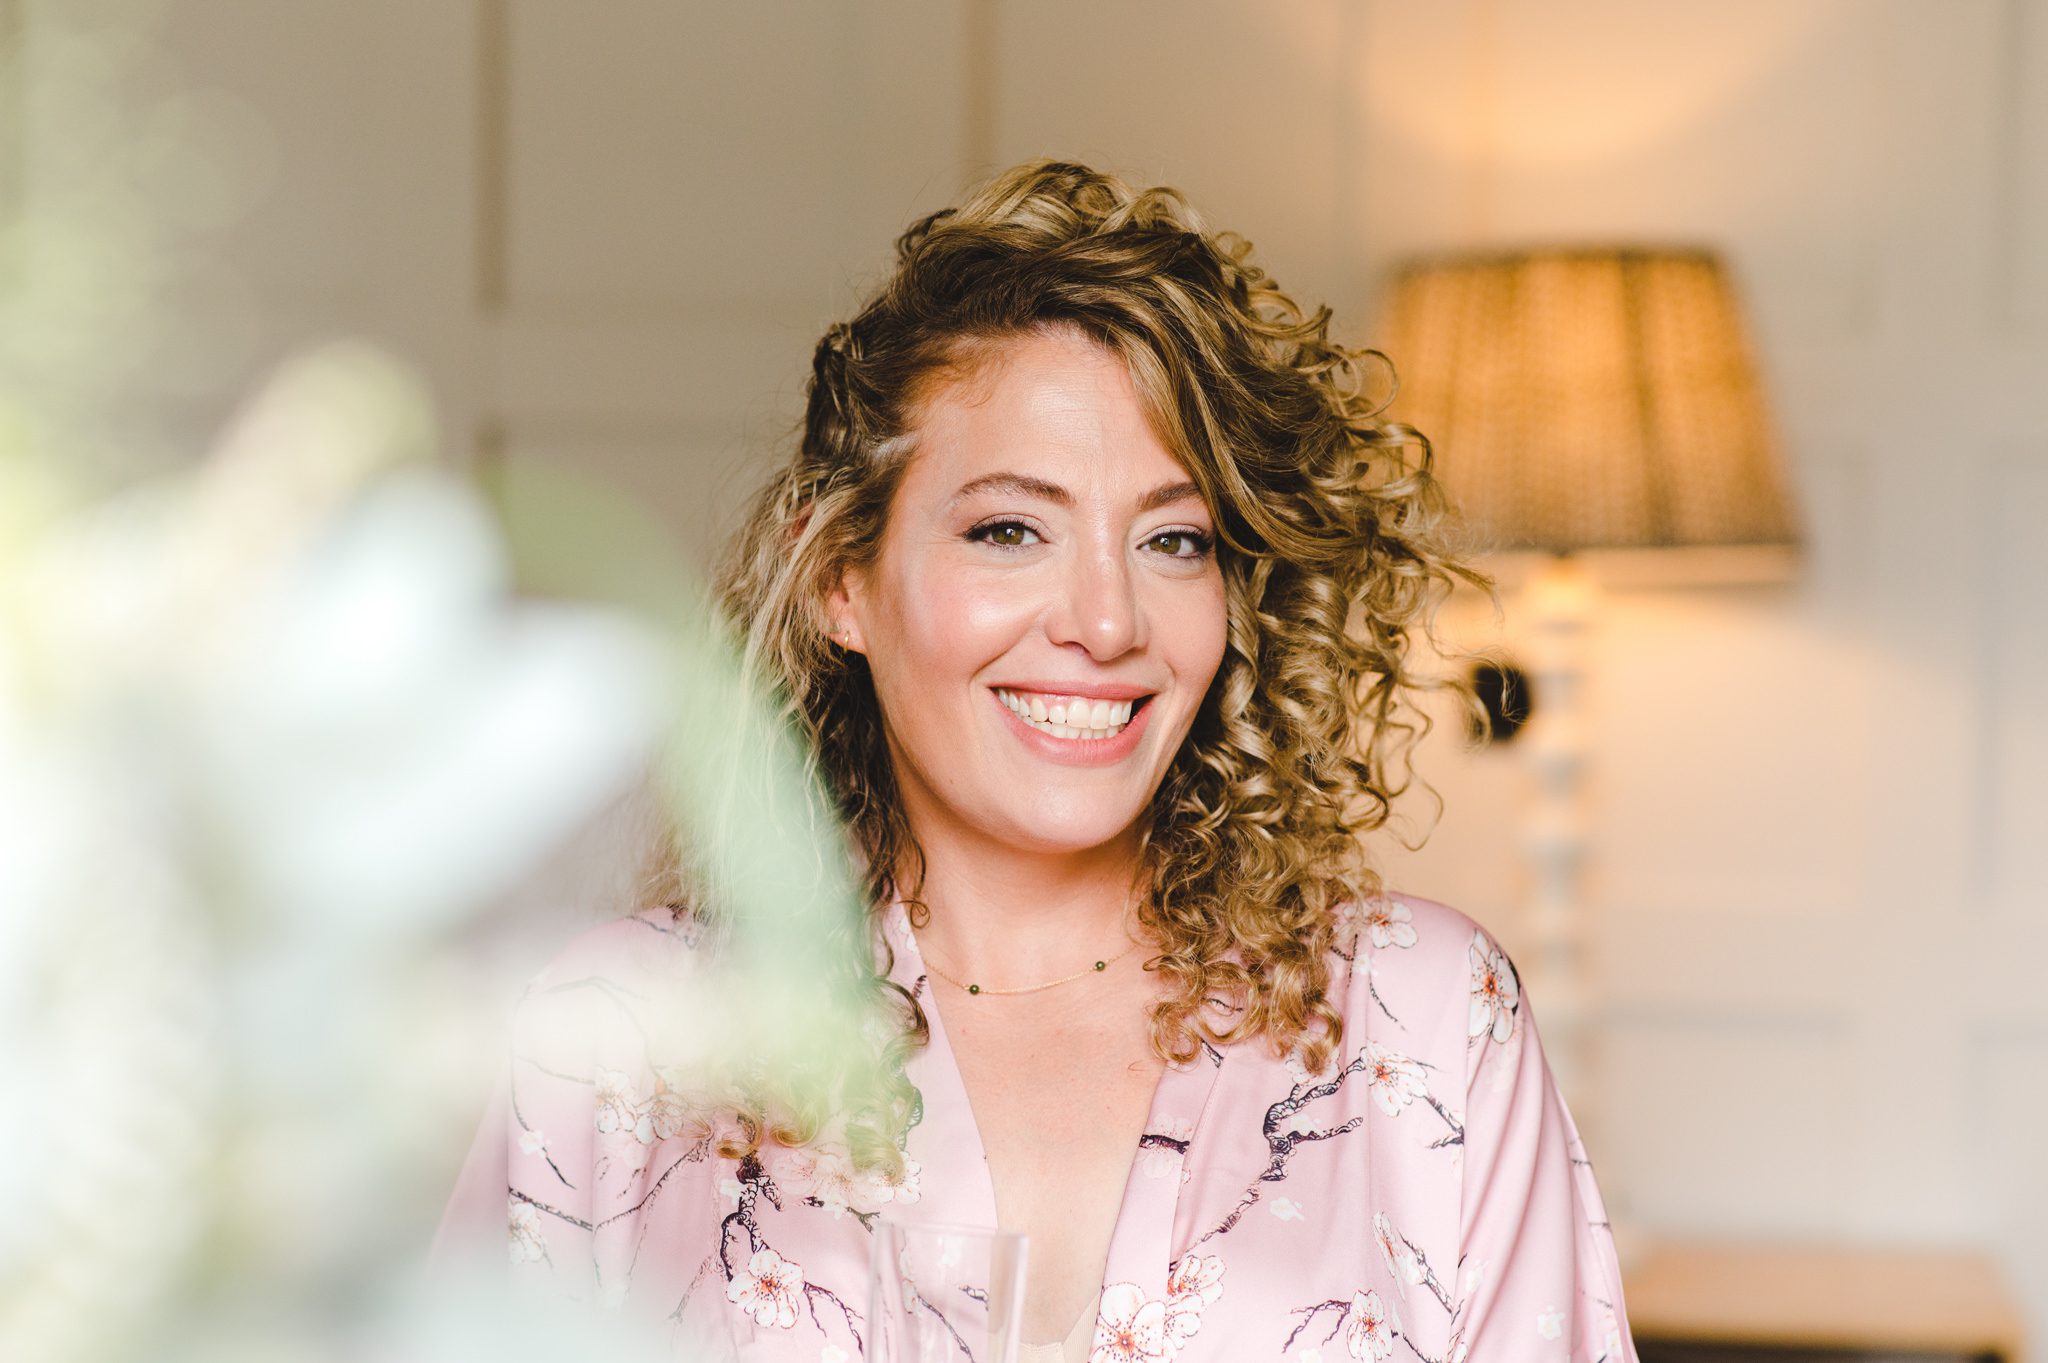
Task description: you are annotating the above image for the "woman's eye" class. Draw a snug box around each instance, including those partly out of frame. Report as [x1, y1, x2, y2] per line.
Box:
[1146, 529, 1213, 558]
[968, 520, 1040, 548]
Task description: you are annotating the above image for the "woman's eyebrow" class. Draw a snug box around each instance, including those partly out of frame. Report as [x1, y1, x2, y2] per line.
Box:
[1136, 479, 1203, 513]
[948, 472, 1071, 507]
[946, 473, 1204, 513]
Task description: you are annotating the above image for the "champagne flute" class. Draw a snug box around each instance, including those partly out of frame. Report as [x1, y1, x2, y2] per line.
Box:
[867, 1220, 1029, 1363]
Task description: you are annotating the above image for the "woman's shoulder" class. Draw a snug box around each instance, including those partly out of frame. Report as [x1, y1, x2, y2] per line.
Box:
[525, 902, 711, 988]
[1326, 888, 1523, 1064]
[1331, 887, 1506, 969]
[509, 903, 715, 1069]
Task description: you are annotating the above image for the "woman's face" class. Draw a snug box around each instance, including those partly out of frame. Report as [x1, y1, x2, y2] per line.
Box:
[832, 326, 1229, 861]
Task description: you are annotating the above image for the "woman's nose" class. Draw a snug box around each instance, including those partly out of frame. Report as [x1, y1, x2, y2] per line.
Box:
[1046, 546, 1145, 660]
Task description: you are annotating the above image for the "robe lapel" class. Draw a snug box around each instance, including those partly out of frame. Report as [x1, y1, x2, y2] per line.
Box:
[1097, 1037, 1225, 1303]
[878, 900, 1227, 1312]
[882, 900, 1002, 1232]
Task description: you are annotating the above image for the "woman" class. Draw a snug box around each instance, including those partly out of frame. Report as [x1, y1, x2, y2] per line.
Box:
[440, 160, 1638, 1362]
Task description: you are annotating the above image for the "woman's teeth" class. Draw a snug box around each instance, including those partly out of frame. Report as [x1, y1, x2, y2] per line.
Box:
[994, 688, 1136, 741]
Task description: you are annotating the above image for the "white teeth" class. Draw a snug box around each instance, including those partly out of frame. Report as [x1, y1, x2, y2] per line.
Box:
[994, 688, 1138, 743]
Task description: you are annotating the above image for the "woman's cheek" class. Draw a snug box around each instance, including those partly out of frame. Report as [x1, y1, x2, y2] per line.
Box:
[906, 572, 1038, 656]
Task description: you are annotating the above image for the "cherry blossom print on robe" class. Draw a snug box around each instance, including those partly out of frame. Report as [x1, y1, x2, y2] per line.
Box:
[434, 893, 1639, 1361]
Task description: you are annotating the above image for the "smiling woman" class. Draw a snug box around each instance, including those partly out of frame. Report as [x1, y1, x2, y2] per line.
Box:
[439, 160, 1641, 1363]
[828, 327, 1228, 864]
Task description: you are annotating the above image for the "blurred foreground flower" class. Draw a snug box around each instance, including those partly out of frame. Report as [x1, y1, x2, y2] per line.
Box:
[0, 343, 866, 1361]
[2, 7, 881, 1356]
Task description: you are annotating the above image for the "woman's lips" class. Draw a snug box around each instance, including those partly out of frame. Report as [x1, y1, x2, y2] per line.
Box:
[988, 687, 1153, 765]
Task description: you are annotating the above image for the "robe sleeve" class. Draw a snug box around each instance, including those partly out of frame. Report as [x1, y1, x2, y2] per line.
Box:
[1455, 929, 1639, 1363]
[427, 1065, 514, 1273]
[426, 970, 607, 1303]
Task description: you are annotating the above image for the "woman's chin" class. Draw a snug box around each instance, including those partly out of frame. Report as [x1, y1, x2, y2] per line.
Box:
[982, 800, 1151, 858]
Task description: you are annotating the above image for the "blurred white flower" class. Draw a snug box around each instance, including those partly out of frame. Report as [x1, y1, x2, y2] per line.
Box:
[509, 1199, 546, 1265]
[0, 341, 675, 1363]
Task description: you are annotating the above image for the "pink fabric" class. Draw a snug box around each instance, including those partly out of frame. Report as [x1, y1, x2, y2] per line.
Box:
[438, 893, 1639, 1361]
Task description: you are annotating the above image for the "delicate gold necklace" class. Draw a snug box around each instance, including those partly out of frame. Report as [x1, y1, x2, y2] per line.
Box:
[920, 936, 1143, 997]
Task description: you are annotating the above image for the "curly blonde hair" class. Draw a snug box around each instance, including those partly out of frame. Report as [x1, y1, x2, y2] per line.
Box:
[707, 159, 1484, 1154]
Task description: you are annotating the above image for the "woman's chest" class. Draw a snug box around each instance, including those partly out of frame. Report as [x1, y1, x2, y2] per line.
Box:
[946, 997, 1165, 1196]
[609, 1076, 1451, 1363]
[943, 1007, 1169, 1340]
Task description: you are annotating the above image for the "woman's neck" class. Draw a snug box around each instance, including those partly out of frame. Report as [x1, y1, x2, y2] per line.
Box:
[897, 822, 1148, 989]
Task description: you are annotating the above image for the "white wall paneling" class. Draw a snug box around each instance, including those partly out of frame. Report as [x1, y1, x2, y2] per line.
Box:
[991, 0, 1374, 331]
[1599, 1015, 1856, 1236]
[491, 0, 976, 556]
[1978, 454, 2048, 920]
[1361, 0, 2048, 1339]
[1981, 1033, 2048, 1286]
[1995, 0, 2048, 335]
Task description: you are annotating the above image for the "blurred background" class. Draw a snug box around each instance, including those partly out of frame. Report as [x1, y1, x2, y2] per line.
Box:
[4, 0, 2044, 1359]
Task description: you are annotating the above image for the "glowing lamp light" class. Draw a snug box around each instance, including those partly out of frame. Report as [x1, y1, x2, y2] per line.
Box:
[1377, 246, 1800, 561]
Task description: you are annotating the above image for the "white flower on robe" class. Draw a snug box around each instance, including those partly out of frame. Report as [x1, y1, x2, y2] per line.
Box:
[1345, 1289, 1397, 1360]
[1359, 1042, 1430, 1117]
[593, 1068, 651, 1142]
[507, 1198, 546, 1264]
[1163, 1253, 1225, 1347]
[1090, 1282, 1170, 1363]
[1359, 899, 1418, 949]
[875, 1153, 922, 1206]
[1467, 931, 1519, 1044]
[1600, 1306, 1625, 1358]
[1371, 1212, 1423, 1296]
[727, 1247, 805, 1329]
[1536, 1305, 1564, 1340]
[646, 1080, 693, 1141]
[780, 1146, 922, 1217]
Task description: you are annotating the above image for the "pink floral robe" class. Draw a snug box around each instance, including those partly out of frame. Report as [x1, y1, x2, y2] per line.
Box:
[436, 892, 1639, 1361]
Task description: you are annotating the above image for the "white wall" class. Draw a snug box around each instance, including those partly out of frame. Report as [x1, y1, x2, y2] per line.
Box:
[48, 0, 2046, 1343]
[1351, 1, 2048, 1341]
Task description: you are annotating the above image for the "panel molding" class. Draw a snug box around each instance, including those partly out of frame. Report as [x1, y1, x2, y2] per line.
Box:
[1987, 0, 2048, 338]
[1971, 449, 2048, 916]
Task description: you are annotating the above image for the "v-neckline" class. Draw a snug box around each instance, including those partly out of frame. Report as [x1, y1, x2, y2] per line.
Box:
[880, 899, 1227, 1306]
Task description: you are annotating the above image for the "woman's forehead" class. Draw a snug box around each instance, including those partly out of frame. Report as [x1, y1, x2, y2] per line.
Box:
[896, 329, 1196, 504]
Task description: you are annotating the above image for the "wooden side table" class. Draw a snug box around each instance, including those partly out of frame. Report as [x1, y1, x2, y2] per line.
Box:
[1624, 1242, 2027, 1362]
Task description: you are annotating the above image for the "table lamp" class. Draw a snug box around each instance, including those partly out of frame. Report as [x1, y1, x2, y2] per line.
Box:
[1376, 246, 1801, 1093]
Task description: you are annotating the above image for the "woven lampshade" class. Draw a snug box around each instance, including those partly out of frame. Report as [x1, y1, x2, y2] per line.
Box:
[1377, 248, 1798, 554]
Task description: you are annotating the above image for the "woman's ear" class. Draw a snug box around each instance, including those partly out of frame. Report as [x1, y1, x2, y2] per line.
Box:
[825, 568, 868, 656]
